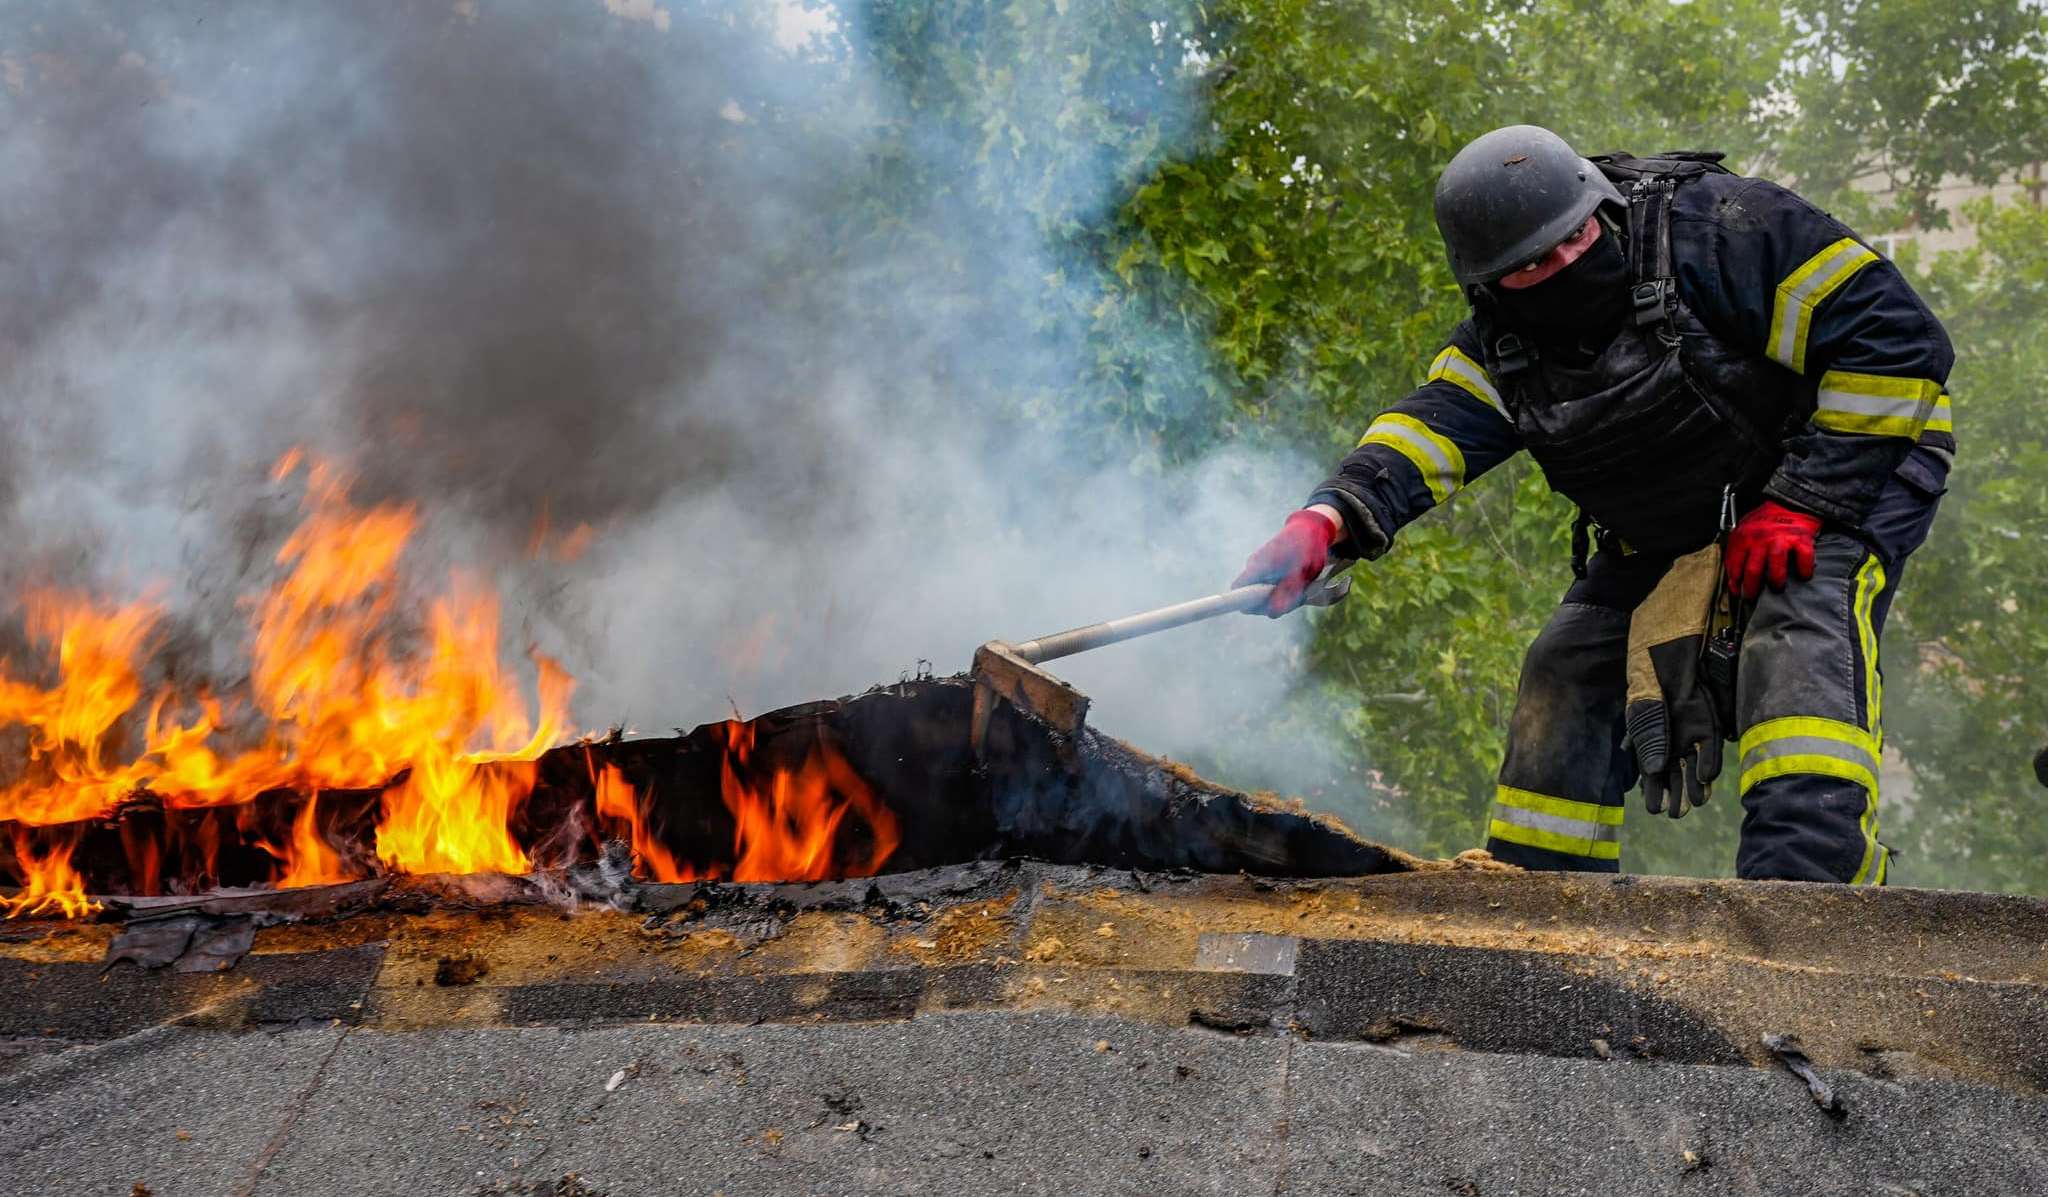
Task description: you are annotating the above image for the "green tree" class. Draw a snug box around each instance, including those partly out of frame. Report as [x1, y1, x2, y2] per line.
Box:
[1884, 199, 2048, 892]
[1768, 0, 2048, 231]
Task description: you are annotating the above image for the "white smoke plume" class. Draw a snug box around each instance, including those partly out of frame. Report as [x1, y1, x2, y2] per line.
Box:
[0, 1, 1377, 831]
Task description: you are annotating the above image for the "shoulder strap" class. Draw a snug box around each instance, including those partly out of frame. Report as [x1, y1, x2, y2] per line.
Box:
[1625, 173, 1681, 331]
[1596, 150, 1725, 330]
[1589, 150, 1735, 186]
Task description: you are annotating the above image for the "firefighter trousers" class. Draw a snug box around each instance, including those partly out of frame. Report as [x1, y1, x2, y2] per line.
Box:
[1483, 448, 1948, 881]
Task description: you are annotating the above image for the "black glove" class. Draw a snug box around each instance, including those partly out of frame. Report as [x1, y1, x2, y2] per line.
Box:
[1623, 546, 1727, 819]
[1625, 640, 1722, 818]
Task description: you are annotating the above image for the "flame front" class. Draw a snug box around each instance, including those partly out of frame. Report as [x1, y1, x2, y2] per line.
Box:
[0, 595, 165, 825]
[592, 758, 694, 883]
[0, 453, 903, 915]
[0, 456, 563, 909]
[716, 720, 900, 883]
[274, 793, 352, 890]
[1, 830, 102, 920]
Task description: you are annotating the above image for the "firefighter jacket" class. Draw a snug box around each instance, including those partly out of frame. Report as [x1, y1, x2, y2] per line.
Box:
[1310, 154, 1955, 561]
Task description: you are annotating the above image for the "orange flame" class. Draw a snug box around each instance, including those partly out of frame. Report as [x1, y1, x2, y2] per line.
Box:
[0, 594, 165, 825]
[592, 758, 694, 883]
[716, 721, 899, 883]
[258, 793, 352, 890]
[0, 451, 904, 909]
[525, 504, 595, 564]
[0, 454, 572, 900]
[2, 830, 100, 919]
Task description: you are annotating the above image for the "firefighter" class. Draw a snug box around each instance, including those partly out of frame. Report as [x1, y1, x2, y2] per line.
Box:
[1236, 125, 1953, 883]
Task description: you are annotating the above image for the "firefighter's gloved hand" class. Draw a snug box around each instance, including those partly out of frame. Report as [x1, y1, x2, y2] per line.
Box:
[1726, 500, 1823, 599]
[1234, 509, 1337, 617]
[1624, 546, 1725, 818]
[1625, 663, 1722, 818]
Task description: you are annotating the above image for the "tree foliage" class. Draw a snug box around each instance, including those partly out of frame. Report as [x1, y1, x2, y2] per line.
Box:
[1770, 0, 2048, 231]
[1885, 200, 2048, 891]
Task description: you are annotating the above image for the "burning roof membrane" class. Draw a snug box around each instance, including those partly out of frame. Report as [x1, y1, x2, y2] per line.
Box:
[7, 457, 2048, 1194]
[0, 452, 1403, 927]
[0, 676, 1410, 923]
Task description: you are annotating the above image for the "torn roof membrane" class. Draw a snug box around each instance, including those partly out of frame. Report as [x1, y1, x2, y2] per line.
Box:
[3, 676, 1418, 916]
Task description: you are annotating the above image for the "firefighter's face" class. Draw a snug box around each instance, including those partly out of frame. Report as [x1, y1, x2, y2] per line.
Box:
[1497, 215, 1602, 291]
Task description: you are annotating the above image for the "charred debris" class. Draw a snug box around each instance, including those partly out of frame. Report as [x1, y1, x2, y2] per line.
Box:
[1, 675, 1414, 928]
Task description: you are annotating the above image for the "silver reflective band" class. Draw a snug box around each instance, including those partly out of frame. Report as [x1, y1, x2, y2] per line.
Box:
[1489, 802, 1622, 844]
[1817, 390, 1937, 423]
[1739, 733, 1880, 780]
[1362, 416, 1464, 503]
[1429, 347, 1509, 422]
[1814, 372, 1942, 438]
[1769, 238, 1878, 371]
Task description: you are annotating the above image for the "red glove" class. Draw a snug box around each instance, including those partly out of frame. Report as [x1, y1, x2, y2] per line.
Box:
[1233, 510, 1337, 617]
[1725, 500, 1822, 599]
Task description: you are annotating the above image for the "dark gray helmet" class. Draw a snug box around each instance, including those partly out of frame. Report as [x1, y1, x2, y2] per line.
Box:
[1433, 125, 1625, 286]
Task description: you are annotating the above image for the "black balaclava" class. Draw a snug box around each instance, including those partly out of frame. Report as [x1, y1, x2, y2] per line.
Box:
[1485, 222, 1630, 344]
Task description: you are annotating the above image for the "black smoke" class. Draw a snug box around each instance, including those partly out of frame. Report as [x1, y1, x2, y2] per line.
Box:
[1, 2, 873, 552]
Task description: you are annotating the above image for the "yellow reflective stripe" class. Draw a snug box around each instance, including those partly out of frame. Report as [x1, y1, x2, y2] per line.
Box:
[1737, 716, 1880, 796]
[1487, 818, 1624, 862]
[1494, 784, 1626, 826]
[1738, 715, 1878, 760]
[1924, 391, 1954, 435]
[1488, 785, 1623, 861]
[1813, 371, 1942, 439]
[1740, 752, 1877, 797]
[1359, 412, 1466, 504]
[1734, 557, 1891, 885]
[1427, 346, 1509, 422]
[1768, 237, 1879, 373]
[1849, 552, 1888, 882]
[1850, 761, 1886, 884]
[1852, 816, 1888, 885]
[1855, 555, 1886, 737]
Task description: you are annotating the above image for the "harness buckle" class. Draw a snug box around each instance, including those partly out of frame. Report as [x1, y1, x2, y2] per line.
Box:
[1632, 280, 1668, 328]
[1495, 333, 1534, 376]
